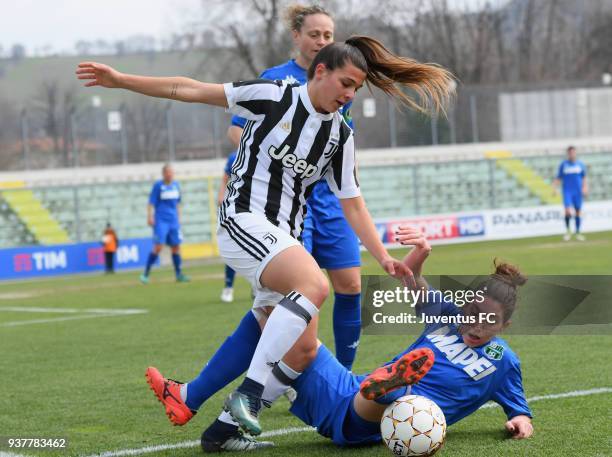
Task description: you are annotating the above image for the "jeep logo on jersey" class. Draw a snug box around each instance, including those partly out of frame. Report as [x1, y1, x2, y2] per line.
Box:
[268, 144, 318, 179]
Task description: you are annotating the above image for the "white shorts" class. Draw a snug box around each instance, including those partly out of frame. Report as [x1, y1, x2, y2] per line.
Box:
[217, 212, 301, 310]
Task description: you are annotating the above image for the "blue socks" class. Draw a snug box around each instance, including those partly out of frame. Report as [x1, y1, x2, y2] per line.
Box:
[144, 252, 158, 276]
[172, 253, 182, 276]
[575, 216, 581, 233]
[333, 292, 361, 370]
[344, 396, 380, 437]
[565, 215, 571, 230]
[225, 265, 236, 288]
[186, 311, 261, 410]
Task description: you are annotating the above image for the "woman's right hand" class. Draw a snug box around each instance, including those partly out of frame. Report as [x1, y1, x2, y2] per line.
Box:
[76, 62, 124, 88]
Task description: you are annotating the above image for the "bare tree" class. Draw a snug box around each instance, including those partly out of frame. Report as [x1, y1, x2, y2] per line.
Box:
[32, 81, 79, 166]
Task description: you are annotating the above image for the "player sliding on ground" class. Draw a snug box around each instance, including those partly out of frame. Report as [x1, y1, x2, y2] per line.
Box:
[76, 35, 454, 438]
[198, 227, 533, 451]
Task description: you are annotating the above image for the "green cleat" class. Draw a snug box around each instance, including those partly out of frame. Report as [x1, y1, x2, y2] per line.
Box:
[176, 273, 190, 283]
[224, 391, 262, 436]
[139, 274, 150, 284]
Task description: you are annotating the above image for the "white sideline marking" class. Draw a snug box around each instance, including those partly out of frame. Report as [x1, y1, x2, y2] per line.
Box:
[478, 387, 612, 409]
[0, 307, 147, 328]
[82, 388, 611, 457]
[1, 452, 31, 457]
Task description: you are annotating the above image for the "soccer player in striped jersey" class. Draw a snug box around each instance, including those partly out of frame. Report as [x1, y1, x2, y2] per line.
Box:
[76, 35, 454, 438]
[140, 164, 190, 284]
[218, 151, 238, 302]
[227, 4, 363, 372]
[553, 146, 588, 241]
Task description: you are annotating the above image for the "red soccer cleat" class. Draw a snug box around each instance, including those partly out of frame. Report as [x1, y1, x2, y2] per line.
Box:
[359, 348, 435, 400]
[145, 366, 195, 426]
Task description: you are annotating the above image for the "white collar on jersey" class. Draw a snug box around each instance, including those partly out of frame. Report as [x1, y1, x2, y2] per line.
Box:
[299, 84, 334, 121]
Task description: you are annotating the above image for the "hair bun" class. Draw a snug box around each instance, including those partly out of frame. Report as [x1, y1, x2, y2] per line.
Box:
[493, 258, 527, 287]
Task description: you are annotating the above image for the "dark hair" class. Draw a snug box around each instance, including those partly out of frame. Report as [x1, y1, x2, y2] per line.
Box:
[307, 35, 455, 114]
[284, 4, 332, 32]
[567, 145, 576, 153]
[476, 259, 527, 323]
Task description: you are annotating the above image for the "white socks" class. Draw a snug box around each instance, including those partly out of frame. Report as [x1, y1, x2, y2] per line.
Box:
[246, 291, 317, 387]
[262, 361, 301, 403]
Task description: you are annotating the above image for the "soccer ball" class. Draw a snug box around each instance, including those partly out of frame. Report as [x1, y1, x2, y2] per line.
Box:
[380, 395, 446, 456]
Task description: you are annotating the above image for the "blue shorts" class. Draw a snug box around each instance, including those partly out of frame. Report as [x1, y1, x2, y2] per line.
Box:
[303, 182, 361, 270]
[153, 221, 182, 246]
[290, 345, 380, 446]
[563, 191, 582, 211]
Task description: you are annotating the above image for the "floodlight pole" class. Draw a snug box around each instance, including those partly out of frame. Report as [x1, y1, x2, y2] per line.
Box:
[119, 103, 128, 164]
[20, 108, 30, 170]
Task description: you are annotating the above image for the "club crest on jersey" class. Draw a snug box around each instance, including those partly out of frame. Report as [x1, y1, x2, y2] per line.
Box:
[268, 144, 318, 179]
[484, 343, 504, 360]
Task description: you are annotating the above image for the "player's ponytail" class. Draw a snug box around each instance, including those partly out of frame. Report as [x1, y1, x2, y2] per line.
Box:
[478, 259, 527, 322]
[307, 36, 455, 115]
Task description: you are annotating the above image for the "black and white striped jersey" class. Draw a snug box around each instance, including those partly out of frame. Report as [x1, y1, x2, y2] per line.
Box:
[219, 79, 360, 240]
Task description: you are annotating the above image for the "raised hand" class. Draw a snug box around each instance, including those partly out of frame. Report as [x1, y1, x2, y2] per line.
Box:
[394, 226, 430, 250]
[76, 62, 124, 88]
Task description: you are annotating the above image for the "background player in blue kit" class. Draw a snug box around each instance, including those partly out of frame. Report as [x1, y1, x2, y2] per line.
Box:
[218, 151, 238, 302]
[199, 227, 532, 450]
[140, 163, 190, 284]
[228, 4, 363, 371]
[554, 145, 588, 241]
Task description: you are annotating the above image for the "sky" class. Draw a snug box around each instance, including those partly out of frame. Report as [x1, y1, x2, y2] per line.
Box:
[0, 0, 506, 57]
[0, 0, 202, 56]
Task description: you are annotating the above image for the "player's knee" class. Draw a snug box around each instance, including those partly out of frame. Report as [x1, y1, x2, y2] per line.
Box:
[313, 273, 330, 304]
[333, 276, 361, 295]
[299, 272, 329, 307]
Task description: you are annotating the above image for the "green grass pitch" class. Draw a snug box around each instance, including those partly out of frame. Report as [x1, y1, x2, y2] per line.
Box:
[1, 232, 611, 456]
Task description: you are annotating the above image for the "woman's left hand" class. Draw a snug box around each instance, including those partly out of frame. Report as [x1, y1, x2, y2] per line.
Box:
[505, 416, 533, 439]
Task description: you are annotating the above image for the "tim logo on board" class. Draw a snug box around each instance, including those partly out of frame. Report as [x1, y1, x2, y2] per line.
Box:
[458, 215, 485, 237]
[13, 250, 68, 272]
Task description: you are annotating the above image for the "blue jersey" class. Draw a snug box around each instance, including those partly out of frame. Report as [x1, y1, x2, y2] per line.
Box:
[224, 152, 237, 176]
[390, 295, 531, 425]
[557, 160, 586, 194]
[291, 292, 531, 446]
[149, 180, 181, 224]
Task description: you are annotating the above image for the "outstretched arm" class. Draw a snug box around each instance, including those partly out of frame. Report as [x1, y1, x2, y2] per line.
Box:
[340, 196, 415, 287]
[76, 62, 228, 106]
